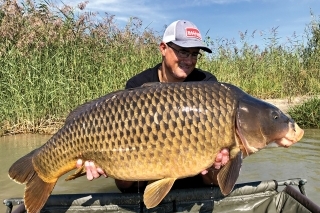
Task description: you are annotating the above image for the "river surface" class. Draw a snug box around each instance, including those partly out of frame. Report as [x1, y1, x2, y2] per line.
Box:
[1, 129, 319, 212]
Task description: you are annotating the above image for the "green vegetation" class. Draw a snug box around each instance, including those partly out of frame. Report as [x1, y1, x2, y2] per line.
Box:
[288, 98, 320, 128]
[1, 0, 320, 135]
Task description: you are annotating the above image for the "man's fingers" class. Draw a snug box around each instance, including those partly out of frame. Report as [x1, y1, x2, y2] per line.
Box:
[85, 161, 94, 180]
[76, 159, 83, 168]
[213, 148, 230, 170]
[221, 148, 230, 166]
[82, 160, 106, 180]
[215, 153, 223, 162]
[89, 161, 101, 179]
[201, 170, 208, 175]
[97, 167, 107, 177]
[220, 148, 229, 155]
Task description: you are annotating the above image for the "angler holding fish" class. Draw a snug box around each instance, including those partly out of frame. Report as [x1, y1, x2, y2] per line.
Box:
[8, 20, 304, 213]
[77, 20, 231, 192]
[8, 81, 304, 213]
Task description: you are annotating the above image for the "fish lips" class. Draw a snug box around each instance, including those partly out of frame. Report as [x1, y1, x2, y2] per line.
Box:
[274, 123, 304, 147]
[265, 123, 304, 148]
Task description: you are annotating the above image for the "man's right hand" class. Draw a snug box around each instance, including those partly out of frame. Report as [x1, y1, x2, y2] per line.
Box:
[76, 159, 107, 180]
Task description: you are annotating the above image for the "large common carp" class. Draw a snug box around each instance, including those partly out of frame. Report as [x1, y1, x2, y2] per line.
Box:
[8, 82, 304, 213]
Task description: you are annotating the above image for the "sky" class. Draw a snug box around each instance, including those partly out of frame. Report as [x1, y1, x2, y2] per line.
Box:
[66, 0, 320, 48]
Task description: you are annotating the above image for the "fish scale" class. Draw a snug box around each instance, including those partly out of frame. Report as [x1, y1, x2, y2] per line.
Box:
[8, 81, 304, 212]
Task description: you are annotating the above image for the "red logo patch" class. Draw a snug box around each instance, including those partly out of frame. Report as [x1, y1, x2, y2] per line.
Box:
[185, 28, 202, 40]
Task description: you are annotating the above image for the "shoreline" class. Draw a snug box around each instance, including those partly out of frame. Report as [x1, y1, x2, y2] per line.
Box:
[264, 96, 310, 113]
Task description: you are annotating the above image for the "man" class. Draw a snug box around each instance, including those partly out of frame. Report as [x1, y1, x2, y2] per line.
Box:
[77, 20, 230, 192]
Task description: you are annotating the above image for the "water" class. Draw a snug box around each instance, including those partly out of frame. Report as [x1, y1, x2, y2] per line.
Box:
[1, 130, 319, 212]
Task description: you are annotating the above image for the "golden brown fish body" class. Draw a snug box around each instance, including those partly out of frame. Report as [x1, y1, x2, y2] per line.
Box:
[8, 82, 304, 213]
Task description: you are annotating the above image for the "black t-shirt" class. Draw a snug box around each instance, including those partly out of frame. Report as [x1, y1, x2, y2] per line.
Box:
[119, 64, 218, 193]
[125, 63, 218, 89]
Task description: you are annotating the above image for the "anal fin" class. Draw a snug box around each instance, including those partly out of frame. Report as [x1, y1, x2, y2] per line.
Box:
[143, 178, 176, 209]
[217, 151, 243, 195]
[65, 165, 86, 181]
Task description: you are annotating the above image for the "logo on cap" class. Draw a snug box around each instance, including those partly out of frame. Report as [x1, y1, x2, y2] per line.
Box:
[185, 27, 202, 40]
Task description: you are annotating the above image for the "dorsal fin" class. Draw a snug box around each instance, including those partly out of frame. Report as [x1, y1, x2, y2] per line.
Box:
[141, 82, 164, 87]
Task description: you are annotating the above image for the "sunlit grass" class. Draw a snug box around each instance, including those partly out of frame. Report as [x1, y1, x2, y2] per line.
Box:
[288, 98, 320, 128]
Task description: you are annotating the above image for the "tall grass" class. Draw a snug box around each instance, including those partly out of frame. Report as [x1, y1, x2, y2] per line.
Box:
[1, 0, 320, 135]
[288, 98, 320, 128]
[199, 26, 319, 99]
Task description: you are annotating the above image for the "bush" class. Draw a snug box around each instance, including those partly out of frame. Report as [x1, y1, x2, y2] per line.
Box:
[288, 98, 320, 128]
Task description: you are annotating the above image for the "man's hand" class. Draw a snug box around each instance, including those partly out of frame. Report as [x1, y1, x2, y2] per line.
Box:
[201, 148, 229, 175]
[200, 148, 229, 186]
[213, 148, 229, 169]
[76, 159, 107, 180]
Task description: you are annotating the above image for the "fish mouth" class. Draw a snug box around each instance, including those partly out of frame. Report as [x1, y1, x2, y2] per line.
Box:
[274, 123, 304, 147]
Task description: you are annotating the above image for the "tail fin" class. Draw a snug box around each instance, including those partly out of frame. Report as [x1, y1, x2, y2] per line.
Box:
[8, 149, 38, 184]
[8, 150, 56, 213]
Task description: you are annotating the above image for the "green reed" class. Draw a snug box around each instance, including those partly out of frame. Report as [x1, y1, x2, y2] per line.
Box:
[0, 0, 320, 135]
[288, 98, 320, 128]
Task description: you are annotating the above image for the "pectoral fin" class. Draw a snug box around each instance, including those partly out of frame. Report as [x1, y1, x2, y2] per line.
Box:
[217, 151, 242, 195]
[65, 165, 86, 181]
[143, 178, 176, 209]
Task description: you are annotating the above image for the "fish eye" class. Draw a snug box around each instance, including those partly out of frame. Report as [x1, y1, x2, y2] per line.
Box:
[271, 111, 279, 120]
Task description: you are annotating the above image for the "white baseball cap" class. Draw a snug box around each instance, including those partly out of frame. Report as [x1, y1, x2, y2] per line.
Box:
[162, 20, 212, 53]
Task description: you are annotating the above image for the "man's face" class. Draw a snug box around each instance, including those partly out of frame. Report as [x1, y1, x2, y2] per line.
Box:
[160, 42, 201, 81]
